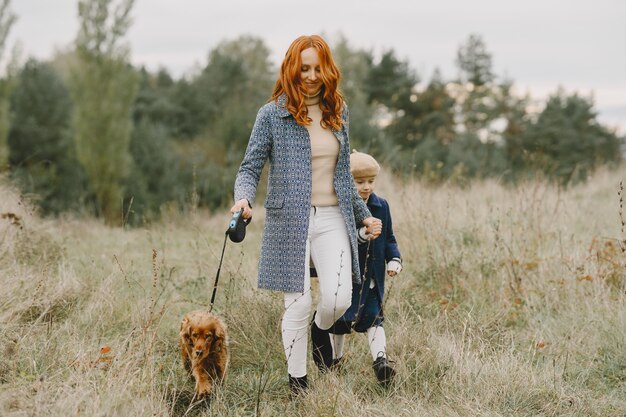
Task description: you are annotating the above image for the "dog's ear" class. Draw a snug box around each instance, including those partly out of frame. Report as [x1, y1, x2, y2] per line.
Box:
[214, 326, 226, 341]
[180, 317, 191, 340]
[210, 327, 226, 353]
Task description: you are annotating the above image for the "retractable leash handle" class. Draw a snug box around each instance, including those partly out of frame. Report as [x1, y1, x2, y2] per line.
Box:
[226, 208, 251, 243]
[209, 209, 252, 312]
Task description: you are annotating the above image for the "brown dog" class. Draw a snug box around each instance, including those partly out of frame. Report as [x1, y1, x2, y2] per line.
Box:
[179, 310, 229, 398]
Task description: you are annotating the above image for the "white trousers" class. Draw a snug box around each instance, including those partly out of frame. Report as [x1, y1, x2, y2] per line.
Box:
[281, 206, 353, 377]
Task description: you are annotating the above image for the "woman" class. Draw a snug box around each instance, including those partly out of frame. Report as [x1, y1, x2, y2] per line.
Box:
[231, 35, 382, 393]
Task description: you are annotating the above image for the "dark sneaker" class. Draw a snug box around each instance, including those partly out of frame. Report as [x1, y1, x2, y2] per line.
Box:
[372, 356, 396, 385]
[288, 374, 308, 394]
[311, 314, 333, 371]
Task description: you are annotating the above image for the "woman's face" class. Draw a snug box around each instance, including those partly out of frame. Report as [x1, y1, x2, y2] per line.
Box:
[300, 47, 322, 96]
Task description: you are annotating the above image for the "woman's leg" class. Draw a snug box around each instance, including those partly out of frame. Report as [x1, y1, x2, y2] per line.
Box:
[282, 267, 312, 378]
[309, 206, 353, 330]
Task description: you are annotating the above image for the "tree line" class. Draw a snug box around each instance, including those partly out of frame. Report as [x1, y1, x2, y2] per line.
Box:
[0, 0, 622, 225]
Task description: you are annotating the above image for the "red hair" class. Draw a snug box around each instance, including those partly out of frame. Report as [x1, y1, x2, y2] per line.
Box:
[271, 35, 344, 130]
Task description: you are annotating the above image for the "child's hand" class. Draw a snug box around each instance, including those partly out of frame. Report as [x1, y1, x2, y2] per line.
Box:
[362, 217, 382, 239]
[387, 259, 402, 276]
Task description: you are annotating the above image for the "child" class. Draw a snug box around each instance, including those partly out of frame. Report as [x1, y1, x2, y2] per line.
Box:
[330, 150, 402, 385]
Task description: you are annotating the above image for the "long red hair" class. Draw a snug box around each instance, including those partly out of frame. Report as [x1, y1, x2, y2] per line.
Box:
[271, 35, 344, 130]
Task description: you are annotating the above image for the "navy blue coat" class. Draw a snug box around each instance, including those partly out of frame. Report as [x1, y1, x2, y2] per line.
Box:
[234, 95, 372, 292]
[335, 193, 401, 331]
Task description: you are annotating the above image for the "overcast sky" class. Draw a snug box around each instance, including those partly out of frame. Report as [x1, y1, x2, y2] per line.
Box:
[6, 0, 626, 133]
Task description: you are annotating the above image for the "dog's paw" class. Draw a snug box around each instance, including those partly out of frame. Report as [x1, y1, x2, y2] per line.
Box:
[195, 381, 213, 398]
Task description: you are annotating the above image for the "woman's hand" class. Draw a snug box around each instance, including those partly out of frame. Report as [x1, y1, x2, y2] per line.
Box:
[230, 199, 253, 219]
[362, 217, 382, 240]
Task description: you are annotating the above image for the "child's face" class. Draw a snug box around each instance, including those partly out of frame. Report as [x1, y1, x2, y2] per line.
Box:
[354, 176, 376, 201]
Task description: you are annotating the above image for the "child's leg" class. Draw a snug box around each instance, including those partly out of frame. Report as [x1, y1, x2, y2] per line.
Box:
[368, 325, 395, 384]
[367, 325, 387, 360]
[330, 333, 345, 359]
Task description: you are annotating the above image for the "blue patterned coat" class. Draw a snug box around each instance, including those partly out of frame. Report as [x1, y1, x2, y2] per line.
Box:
[234, 95, 372, 292]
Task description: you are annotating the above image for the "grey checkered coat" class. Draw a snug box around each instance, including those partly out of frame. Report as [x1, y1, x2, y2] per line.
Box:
[234, 95, 372, 293]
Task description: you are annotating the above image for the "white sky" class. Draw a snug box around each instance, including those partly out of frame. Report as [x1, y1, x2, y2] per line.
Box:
[6, 0, 626, 133]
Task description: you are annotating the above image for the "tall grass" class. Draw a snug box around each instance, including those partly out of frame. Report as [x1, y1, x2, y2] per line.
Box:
[0, 169, 624, 416]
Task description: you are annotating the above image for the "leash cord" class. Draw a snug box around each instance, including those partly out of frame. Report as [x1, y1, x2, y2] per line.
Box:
[209, 232, 229, 312]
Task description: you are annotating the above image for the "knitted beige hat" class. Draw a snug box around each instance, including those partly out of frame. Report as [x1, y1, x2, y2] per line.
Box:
[350, 150, 380, 178]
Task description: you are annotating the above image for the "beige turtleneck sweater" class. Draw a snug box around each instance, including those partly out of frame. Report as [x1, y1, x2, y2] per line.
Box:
[305, 100, 340, 206]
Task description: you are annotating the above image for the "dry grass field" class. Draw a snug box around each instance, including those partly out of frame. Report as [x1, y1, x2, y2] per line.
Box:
[1, 169, 625, 416]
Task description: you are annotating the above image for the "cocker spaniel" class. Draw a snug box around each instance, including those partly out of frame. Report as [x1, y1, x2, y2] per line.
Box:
[179, 310, 229, 398]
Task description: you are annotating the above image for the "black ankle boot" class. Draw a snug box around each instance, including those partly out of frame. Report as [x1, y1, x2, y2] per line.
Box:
[372, 356, 396, 385]
[311, 315, 333, 371]
[288, 374, 308, 394]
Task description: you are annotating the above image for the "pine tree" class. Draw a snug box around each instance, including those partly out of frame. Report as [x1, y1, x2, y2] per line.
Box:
[366, 49, 417, 110]
[8, 59, 87, 213]
[456, 33, 494, 87]
[416, 69, 456, 145]
[68, 0, 138, 224]
[332, 36, 379, 151]
[365, 49, 421, 158]
[197, 35, 274, 152]
[453, 34, 500, 138]
[195, 36, 275, 207]
[513, 89, 622, 184]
